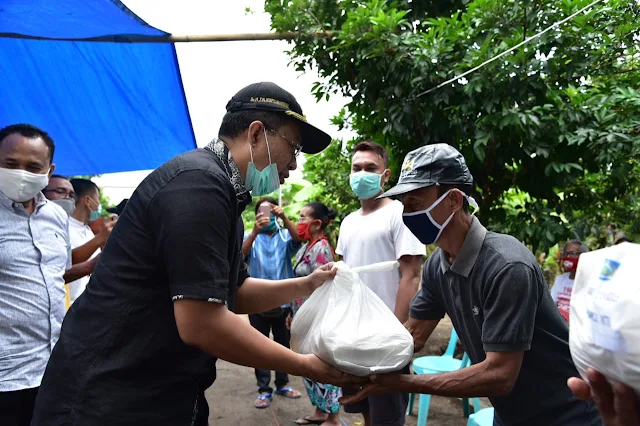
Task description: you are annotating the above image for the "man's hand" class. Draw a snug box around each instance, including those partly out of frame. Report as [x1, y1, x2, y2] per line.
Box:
[303, 263, 337, 295]
[404, 317, 439, 353]
[299, 354, 367, 388]
[252, 213, 270, 235]
[339, 374, 413, 405]
[568, 369, 640, 426]
[98, 219, 116, 245]
[271, 205, 286, 220]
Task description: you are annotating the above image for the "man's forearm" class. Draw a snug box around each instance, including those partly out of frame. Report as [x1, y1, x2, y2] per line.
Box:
[241, 233, 256, 257]
[283, 216, 302, 242]
[235, 277, 309, 314]
[394, 276, 420, 323]
[177, 301, 306, 375]
[72, 238, 102, 264]
[385, 360, 515, 398]
[64, 261, 92, 283]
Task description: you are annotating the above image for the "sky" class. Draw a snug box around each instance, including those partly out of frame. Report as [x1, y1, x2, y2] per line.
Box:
[95, 0, 355, 204]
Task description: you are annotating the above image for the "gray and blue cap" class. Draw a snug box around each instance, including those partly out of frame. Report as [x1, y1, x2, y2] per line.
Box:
[379, 143, 474, 199]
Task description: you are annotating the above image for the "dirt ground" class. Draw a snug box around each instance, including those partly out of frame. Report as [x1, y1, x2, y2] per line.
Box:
[206, 316, 490, 426]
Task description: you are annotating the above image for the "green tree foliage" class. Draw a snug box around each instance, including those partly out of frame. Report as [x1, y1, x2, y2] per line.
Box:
[265, 0, 640, 251]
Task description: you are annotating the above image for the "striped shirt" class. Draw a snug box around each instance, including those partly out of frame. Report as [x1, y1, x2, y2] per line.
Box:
[0, 191, 71, 391]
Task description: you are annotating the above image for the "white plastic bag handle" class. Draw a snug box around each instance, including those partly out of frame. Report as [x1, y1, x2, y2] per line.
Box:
[352, 261, 400, 274]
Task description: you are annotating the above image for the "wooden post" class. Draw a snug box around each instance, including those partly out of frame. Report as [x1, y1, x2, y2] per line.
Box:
[0, 31, 335, 43]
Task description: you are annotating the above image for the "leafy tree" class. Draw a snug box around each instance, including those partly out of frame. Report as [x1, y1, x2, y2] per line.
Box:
[301, 139, 360, 243]
[265, 0, 640, 251]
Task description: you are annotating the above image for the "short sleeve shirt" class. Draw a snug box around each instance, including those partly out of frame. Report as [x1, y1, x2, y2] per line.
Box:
[31, 149, 250, 426]
[67, 217, 100, 305]
[410, 217, 599, 425]
[549, 273, 573, 322]
[336, 200, 425, 311]
[245, 229, 300, 281]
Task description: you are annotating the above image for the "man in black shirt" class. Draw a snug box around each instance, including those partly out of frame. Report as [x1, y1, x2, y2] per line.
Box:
[32, 82, 363, 426]
[342, 144, 602, 426]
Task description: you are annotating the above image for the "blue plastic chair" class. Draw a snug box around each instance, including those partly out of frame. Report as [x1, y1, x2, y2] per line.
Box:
[467, 404, 495, 426]
[407, 328, 480, 425]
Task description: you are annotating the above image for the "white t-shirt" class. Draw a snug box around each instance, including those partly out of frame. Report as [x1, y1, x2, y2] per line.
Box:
[550, 272, 574, 322]
[68, 217, 100, 305]
[336, 200, 426, 311]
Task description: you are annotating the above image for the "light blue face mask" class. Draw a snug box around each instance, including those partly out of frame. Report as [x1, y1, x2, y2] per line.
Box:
[89, 203, 102, 222]
[245, 128, 280, 196]
[350, 171, 383, 200]
[263, 215, 278, 232]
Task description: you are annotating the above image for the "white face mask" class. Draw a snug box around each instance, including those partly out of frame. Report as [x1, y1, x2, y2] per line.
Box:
[0, 167, 50, 203]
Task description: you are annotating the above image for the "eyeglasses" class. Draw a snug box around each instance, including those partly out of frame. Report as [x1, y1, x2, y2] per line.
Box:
[268, 128, 302, 157]
[44, 188, 75, 198]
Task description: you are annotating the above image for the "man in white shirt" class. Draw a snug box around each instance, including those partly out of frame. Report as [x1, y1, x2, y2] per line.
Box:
[549, 239, 588, 323]
[337, 141, 425, 426]
[66, 178, 114, 305]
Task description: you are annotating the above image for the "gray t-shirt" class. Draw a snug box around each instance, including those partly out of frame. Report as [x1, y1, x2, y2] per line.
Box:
[411, 217, 601, 426]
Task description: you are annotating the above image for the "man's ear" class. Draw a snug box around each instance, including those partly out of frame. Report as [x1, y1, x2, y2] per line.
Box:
[48, 163, 56, 178]
[247, 121, 265, 149]
[450, 189, 465, 212]
[381, 169, 392, 186]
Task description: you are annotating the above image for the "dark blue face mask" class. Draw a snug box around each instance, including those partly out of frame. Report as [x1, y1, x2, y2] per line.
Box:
[402, 190, 454, 245]
[402, 189, 478, 245]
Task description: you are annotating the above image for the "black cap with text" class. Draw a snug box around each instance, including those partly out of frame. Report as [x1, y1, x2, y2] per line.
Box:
[226, 82, 332, 154]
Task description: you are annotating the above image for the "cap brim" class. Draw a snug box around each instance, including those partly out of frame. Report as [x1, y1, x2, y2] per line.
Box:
[292, 117, 332, 154]
[378, 181, 435, 199]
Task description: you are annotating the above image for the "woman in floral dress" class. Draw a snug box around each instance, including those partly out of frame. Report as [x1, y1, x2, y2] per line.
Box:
[291, 202, 342, 426]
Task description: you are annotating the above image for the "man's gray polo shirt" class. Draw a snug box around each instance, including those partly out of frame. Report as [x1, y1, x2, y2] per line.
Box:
[411, 217, 601, 426]
[0, 191, 71, 391]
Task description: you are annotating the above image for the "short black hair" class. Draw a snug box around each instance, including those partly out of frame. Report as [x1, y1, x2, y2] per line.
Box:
[305, 202, 337, 230]
[353, 141, 389, 168]
[70, 178, 100, 200]
[436, 183, 473, 214]
[0, 123, 55, 163]
[219, 110, 295, 140]
[254, 197, 279, 215]
[614, 236, 632, 245]
[49, 174, 68, 181]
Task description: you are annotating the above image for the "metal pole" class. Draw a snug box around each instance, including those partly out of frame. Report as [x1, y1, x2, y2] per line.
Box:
[0, 31, 334, 43]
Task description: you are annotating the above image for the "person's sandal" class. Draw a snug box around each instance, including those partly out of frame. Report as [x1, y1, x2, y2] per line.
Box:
[293, 416, 325, 425]
[254, 392, 272, 409]
[275, 386, 301, 399]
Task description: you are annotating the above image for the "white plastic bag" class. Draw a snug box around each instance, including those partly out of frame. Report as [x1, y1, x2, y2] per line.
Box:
[291, 261, 414, 376]
[569, 242, 640, 393]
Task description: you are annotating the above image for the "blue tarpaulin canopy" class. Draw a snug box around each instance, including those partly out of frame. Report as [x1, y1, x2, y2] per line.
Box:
[0, 0, 196, 175]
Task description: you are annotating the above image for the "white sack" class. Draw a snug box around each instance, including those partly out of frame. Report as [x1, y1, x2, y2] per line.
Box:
[291, 261, 414, 376]
[569, 242, 640, 393]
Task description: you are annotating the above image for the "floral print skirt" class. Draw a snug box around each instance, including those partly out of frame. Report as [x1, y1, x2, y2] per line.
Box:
[302, 377, 342, 414]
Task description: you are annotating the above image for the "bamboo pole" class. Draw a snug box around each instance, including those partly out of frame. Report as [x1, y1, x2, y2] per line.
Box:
[0, 31, 335, 43]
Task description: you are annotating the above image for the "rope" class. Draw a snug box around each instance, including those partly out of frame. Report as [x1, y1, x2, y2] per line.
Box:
[415, 0, 605, 97]
[268, 404, 281, 426]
